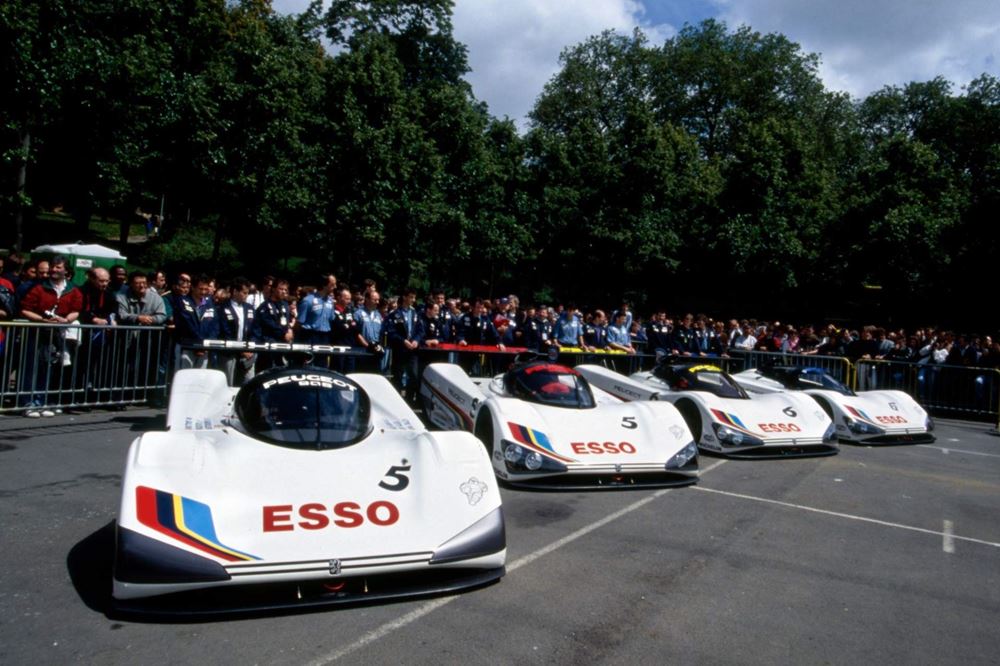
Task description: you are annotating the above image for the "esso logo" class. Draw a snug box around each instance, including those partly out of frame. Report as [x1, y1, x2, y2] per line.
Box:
[262, 501, 399, 532]
[876, 415, 907, 424]
[758, 423, 802, 433]
[570, 441, 637, 455]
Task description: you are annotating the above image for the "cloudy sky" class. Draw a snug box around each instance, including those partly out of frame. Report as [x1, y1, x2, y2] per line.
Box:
[276, 0, 999, 127]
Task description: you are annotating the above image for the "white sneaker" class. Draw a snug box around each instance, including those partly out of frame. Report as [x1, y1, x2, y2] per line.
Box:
[53, 408, 63, 414]
[26, 409, 41, 418]
[40, 409, 56, 417]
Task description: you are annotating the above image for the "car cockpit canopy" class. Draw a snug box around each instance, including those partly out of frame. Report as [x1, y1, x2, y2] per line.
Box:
[504, 362, 596, 409]
[654, 363, 748, 399]
[758, 365, 854, 396]
[234, 368, 372, 449]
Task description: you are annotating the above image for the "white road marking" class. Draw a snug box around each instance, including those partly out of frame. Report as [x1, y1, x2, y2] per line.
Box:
[918, 445, 1000, 459]
[692, 486, 1000, 549]
[305, 459, 728, 664]
[943, 520, 955, 554]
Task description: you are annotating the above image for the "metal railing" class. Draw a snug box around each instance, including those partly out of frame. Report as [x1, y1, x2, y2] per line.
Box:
[0, 321, 168, 413]
[2, 320, 998, 423]
[856, 358, 1000, 420]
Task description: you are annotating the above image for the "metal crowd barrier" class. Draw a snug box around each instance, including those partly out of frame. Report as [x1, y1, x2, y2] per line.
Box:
[856, 359, 1000, 420]
[728, 349, 855, 385]
[0, 321, 169, 414]
[4, 322, 998, 424]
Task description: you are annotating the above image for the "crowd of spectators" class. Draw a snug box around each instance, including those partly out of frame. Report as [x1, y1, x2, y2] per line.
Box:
[1, 250, 999, 415]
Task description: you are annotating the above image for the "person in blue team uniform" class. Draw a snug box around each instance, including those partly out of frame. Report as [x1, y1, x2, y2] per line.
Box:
[355, 289, 386, 372]
[215, 277, 257, 385]
[455, 301, 505, 374]
[330, 286, 360, 372]
[166, 272, 208, 371]
[457, 301, 504, 348]
[583, 310, 608, 350]
[296, 274, 336, 345]
[522, 304, 556, 353]
[254, 279, 293, 372]
[554, 304, 585, 348]
[607, 311, 636, 353]
[671, 313, 699, 357]
[646, 311, 673, 358]
[431, 290, 456, 343]
[385, 287, 424, 403]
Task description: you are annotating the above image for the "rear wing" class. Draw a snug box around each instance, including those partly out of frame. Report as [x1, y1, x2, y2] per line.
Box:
[576, 364, 663, 402]
[420, 363, 488, 431]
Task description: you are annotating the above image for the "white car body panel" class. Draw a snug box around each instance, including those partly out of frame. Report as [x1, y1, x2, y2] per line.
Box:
[732, 368, 934, 444]
[420, 362, 698, 488]
[113, 368, 505, 611]
[577, 364, 838, 458]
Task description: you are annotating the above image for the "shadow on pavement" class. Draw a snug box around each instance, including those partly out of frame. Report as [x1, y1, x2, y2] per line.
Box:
[67, 521, 116, 616]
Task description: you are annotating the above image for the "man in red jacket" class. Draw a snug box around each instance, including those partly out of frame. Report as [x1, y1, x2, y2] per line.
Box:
[18, 256, 82, 416]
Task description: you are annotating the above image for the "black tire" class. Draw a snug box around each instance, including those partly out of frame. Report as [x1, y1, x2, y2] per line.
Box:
[474, 411, 495, 457]
[813, 395, 835, 419]
[675, 400, 702, 442]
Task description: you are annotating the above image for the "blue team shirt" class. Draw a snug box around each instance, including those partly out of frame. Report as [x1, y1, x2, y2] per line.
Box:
[297, 292, 334, 332]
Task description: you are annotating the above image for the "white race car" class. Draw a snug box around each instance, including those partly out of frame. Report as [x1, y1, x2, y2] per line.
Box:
[732, 365, 935, 444]
[113, 366, 505, 615]
[420, 360, 698, 489]
[577, 363, 838, 459]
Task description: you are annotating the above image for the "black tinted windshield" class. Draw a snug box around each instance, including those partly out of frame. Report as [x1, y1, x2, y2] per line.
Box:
[505, 363, 596, 409]
[796, 367, 854, 395]
[656, 364, 748, 399]
[759, 366, 853, 395]
[234, 370, 371, 449]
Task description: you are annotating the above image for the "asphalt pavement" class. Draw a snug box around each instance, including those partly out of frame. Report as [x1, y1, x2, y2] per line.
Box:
[1, 410, 998, 665]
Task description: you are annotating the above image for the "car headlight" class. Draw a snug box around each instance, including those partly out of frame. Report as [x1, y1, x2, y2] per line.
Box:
[504, 442, 523, 463]
[666, 441, 698, 469]
[822, 422, 838, 443]
[843, 418, 883, 435]
[501, 440, 567, 474]
[712, 423, 763, 448]
[524, 451, 543, 471]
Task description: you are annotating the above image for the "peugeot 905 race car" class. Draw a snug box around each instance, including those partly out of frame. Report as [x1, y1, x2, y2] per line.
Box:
[113, 366, 505, 615]
[577, 363, 838, 459]
[732, 365, 935, 444]
[419, 359, 698, 489]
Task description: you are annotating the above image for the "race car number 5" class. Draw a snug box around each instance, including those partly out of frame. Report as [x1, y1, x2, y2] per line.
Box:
[379, 463, 411, 491]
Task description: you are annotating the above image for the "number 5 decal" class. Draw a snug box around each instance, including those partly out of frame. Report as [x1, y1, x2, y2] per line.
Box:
[621, 416, 638, 429]
[379, 464, 411, 491]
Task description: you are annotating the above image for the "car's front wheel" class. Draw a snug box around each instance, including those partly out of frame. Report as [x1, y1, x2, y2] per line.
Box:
[474, 411, 495, 457]
[675, 400, 702, 442]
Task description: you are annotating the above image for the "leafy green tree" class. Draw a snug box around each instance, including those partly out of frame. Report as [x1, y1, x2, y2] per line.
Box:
[0, 1, 72, 250]
[527, 30, 711, 305]
[320, 0, 527, 293]
[647, 20, 857, 302]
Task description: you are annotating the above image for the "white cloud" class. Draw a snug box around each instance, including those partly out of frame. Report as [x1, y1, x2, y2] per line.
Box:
[453, 0, 674, 127]
[272, 0, 999, 127]
[712, 0, 1000, 98]
[272, 0, 675, 129]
